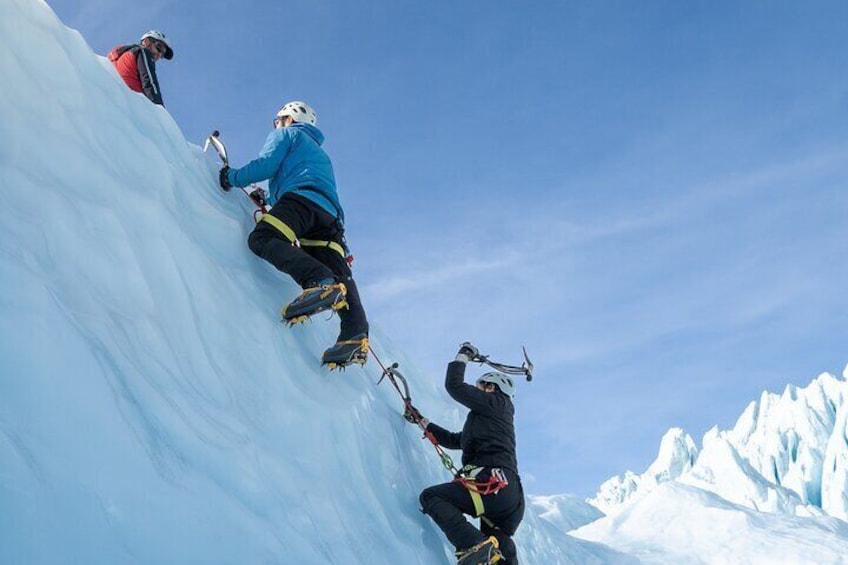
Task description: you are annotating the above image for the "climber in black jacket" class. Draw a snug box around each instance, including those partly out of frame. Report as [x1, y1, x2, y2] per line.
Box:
[406, 342, 525, 564]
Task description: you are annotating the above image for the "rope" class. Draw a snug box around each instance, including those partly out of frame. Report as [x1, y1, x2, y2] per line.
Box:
[370, 349, 460, 475]
[370, 346, 522, 524]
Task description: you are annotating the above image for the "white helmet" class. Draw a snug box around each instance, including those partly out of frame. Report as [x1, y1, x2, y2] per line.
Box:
[140, 30, 173, 60]
[276, 101, 317, 126]
[477, 372, 515, 398]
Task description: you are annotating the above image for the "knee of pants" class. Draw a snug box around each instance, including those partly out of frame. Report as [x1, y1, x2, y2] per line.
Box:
[248, 228, 285, 258]
[247, 230, 266, 258]
[419, 487, 438, 514]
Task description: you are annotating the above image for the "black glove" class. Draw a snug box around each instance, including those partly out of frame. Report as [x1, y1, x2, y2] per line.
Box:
[219, 166, 232, 192]
[403, 404, 428, 428]
[456, 341, 479, 362]
[248, 188, 266, 207]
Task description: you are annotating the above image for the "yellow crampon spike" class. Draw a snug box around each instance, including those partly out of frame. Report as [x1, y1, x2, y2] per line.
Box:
[457, 536, 501, 565]
[283, 314, 310, 326]
[281, 282, 347, 323]
[324, 338, 369, 371]
[326, 355, 366, 371]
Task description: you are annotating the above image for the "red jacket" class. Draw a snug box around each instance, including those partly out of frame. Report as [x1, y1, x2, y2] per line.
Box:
[108, 45, 164, 106]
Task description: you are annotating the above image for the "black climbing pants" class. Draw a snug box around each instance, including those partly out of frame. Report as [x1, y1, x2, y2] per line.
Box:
[247, 192, 368, 340]
[420, 468, 525, 564]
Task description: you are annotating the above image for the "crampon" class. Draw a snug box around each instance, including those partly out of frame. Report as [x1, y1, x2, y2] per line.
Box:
[282, 282, 347, 325]
[456, 536, 502, 565]
[322, 334, 369, 370]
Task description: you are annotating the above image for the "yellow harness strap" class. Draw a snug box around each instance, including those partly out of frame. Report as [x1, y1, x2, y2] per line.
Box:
[459, 465, 502, 528]
[300, 238, 347, 258]
[260, 214, 347, 258]
[469, 489, 486, 517]
[260, 214, 297, 242]
[467, 490, 497, 528]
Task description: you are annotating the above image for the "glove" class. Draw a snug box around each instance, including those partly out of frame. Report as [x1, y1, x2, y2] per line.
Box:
[248, 187, 266, 207]
[219, 166, 232, 192]
[403, 404, 428, 429]
[455, 341, 479, 363]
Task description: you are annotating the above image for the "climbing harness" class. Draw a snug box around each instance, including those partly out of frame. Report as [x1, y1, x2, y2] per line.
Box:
[454, 465, 509, 519]
[204, 130, 353, 264]
[258, 214, 348, 259]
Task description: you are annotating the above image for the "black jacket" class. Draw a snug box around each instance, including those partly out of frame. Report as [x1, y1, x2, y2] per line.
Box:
[426, 361, 518, 474]
[135, 46, 163, 106]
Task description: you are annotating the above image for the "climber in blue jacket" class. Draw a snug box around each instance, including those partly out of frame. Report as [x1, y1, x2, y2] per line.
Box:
[219, 101, 369, 368]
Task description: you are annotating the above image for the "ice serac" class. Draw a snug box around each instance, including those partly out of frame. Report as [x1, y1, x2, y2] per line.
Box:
[589, 427, 698, 514]
[725, 372, 848, 510]
[592, 368, 848, 521]
[577, 380, 848, 562]
[681, 428, 820, 516]
[821, 367, 848, 520]
[722, 370, 848, 517]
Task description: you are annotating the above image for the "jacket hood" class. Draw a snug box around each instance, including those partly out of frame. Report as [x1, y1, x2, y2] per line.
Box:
[291, 122, 324, 146]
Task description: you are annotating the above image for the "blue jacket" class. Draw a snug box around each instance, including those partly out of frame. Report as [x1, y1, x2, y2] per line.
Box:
[227, 123, 344, 222]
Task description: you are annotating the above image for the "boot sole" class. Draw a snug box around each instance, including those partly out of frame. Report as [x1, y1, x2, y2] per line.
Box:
[322, 339, 369, 370]
[324, 352, 368, 371]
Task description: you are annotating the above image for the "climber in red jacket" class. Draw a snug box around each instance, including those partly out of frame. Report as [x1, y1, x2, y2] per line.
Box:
[108, 30, 173, 106]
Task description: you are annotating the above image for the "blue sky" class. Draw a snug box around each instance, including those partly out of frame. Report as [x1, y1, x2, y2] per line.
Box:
[50, 0, 848, 497]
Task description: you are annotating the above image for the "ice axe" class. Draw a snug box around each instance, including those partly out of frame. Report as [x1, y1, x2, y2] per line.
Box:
[472, 346, 534, 382]
[203, 130, 268, 218]
[203, 130, 228, 166]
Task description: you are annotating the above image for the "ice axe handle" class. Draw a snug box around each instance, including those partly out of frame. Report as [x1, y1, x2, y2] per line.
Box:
[205, 130, 229, 166]
[523, 346, 534, 382]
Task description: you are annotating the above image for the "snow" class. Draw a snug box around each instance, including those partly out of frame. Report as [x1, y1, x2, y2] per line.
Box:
[590, 428, 697, 514]
[575, 481, 848, 565]
[530, 493, 605, 532]
[4, 0, 848, 563]
[0, 0, 608, 563]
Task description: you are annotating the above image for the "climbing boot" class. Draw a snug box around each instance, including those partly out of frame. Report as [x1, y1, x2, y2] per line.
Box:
[456, 536, 502, 565]
[322, 334, 369, 370]
[282, 281, 347, 325]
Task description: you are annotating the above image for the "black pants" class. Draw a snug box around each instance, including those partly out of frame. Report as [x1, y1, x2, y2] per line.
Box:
[247, 193, 368, 340]
[420, 469, 525, 564]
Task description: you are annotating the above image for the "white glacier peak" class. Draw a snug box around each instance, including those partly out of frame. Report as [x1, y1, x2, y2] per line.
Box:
[592, 367, 848, 521]
[576, 370, 848, 562]
[589, 427, 698, 514]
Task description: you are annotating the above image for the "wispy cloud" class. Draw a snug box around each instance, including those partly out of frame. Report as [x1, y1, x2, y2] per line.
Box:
[362, 253, 521, 302]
